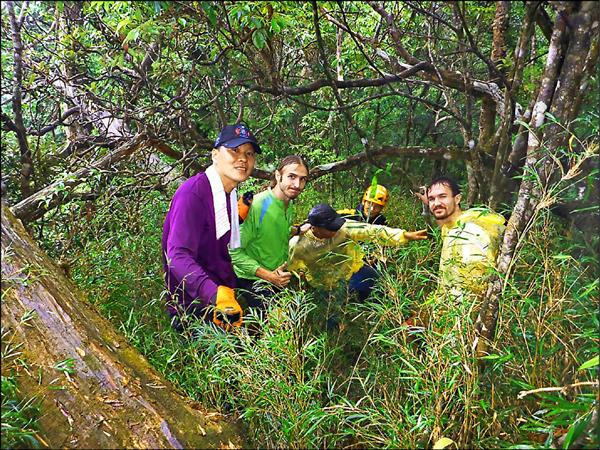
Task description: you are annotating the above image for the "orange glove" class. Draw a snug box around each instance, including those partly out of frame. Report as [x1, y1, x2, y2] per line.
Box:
[213, 286, 243, 331]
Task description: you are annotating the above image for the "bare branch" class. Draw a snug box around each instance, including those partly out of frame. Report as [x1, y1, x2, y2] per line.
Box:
[454, 2, 511, 91]
[11, 135, 147, 223]
[309, 146, 469, 180]
[535, 4, 554, 41]
[370, 1, 505, 112]
[1, 112, 19, 133]
[241, 64, 431, 96]
[28, 107, 81, 136]
[7, 0, 34, 198]
[16, 0, 29, 29]
[517, 381, 599, 399]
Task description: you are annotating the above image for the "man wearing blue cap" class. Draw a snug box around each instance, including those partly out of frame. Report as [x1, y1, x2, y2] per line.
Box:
[289, 203, 427, 302]
[162, 123, 261, 331]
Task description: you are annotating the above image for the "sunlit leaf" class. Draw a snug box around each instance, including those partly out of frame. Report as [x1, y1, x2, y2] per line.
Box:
[577, 355, 598, 371]
[124, 28, 140, 44]
[433, 437, 455, 449]
[116, 17, 131, 34]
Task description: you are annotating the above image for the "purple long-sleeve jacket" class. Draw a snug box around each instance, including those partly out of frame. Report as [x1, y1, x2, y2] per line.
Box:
[162, 172, 236, 317]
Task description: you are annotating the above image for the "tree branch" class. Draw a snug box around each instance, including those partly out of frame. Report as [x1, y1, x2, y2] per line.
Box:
[241, 64, 430, 96]
[7, 0, 34, 198]
[11, 135, 147, 223]
[1, 112, 19, 133]
[517, 381, 598, 399]
[370, 1, 505, 112]
[455, 2, 511, 91]
[28, 107, 81, 136]
[311, 0, 377, 166]
[535, 3, 554, 41]
[309, 146, 469, 179]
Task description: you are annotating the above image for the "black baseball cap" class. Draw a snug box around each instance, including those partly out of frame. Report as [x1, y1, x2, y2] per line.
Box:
[307, 203, 346, 231]
[213, 123, 262, 154]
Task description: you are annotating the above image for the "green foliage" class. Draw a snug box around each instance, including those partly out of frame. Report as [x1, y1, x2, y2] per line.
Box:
[2, 1, 598, 448]
[35, 177, 596, 448]
[1, 317, 42, 449]
[1, 375, 41, 449]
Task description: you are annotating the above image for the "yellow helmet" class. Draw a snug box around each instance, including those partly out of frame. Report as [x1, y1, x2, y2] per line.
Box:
[362, 185, 388, 206]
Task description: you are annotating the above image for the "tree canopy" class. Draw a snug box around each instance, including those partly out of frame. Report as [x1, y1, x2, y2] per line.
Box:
[1, 1, 598, 448]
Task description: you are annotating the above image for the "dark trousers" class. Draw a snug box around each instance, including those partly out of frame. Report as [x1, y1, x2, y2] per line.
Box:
[348, 264, 379, 302]
[236, 277, 278, 314]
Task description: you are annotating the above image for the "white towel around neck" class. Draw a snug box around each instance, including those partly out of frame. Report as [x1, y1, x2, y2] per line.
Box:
[205, 165, 241, 249]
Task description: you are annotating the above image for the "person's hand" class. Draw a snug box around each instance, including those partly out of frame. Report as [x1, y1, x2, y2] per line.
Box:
[404, 229, 428, 241]
[414, 186, 428, 206]
[212, 285, 243, 331]
[256, 263, 292, 287]
[299, 222, 312, 235]
[269, 262, 292, 287]
[291, 222, 312, 237]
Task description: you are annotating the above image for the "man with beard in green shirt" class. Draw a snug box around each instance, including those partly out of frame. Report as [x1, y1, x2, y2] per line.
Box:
[230, 155, 310, 314]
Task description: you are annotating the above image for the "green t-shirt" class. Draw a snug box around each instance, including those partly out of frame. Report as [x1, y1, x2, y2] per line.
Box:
[230, 189, 294, 280]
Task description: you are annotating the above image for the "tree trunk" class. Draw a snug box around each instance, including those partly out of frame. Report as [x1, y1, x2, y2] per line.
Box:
[1, 204, 244, 449]
[488, 1, 537, 208]
[7, 1, 34, 199]
[477, 1, 599, 354]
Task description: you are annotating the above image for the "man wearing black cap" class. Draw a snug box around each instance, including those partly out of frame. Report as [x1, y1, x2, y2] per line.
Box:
[288, 203, 427, 302]
[162, 123, 261, 332]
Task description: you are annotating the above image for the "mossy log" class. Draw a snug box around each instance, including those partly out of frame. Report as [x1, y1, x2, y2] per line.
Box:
[1, 204, 244, 449]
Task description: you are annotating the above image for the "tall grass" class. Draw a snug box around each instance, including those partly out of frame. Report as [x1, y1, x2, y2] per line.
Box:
[24, 179, 599, 449]
[1, 311, 43, 449]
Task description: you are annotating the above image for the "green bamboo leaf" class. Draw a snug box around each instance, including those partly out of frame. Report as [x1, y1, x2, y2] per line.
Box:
[577, 355, 599, 371]
[562, 414, 591, 449]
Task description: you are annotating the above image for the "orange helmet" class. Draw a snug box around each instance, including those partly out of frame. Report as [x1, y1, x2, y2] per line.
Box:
[362, 185, 388, 206]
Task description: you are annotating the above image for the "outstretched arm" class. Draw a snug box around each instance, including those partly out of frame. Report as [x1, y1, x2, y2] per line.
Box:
[404, 229, 428, 241]
[344, 220, 428, 246]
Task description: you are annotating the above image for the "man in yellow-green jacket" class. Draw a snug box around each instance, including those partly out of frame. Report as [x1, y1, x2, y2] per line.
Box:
[289, 204, 427, 301]
[417, 176, 506, 305]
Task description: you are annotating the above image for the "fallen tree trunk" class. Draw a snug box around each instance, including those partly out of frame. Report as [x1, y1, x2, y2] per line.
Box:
[0, 204, 244, 449]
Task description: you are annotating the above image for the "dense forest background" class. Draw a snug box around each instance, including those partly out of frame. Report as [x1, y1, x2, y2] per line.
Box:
[1, 1, 598, 448]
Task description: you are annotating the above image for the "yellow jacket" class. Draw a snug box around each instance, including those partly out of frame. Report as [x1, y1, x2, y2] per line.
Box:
[439, 208, 506, 300]
[288, 220, 407, 290]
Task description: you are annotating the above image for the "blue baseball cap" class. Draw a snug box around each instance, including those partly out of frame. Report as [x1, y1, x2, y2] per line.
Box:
[213, 123, 261, 154]
[308, 203, 346, 231]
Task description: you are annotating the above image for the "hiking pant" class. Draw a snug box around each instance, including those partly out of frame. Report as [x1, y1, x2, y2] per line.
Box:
[348, 264, 379, 302]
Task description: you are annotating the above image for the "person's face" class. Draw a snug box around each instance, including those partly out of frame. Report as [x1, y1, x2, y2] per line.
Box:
[275, 163, 309, 201]
[311, 226, 338, 239]
[212, 143, 256, 189]
[363, 200, 384, 218]
[427, 183, 461, 221]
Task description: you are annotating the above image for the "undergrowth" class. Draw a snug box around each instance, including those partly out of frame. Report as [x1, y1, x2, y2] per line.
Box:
[1, 315, 42, 449]
[29, 182, 599, 449]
